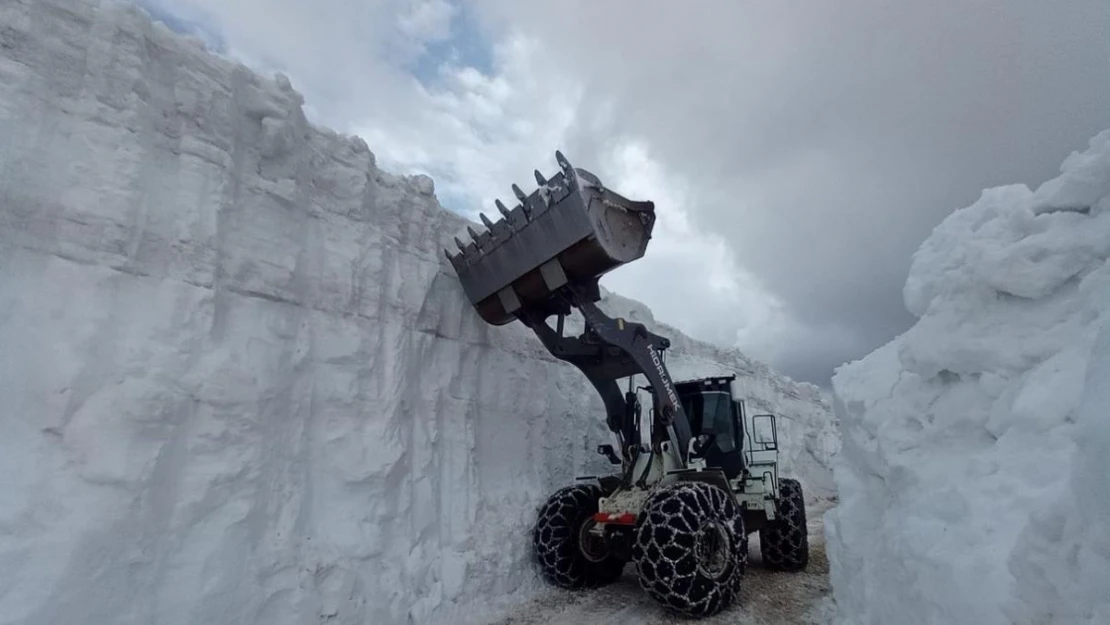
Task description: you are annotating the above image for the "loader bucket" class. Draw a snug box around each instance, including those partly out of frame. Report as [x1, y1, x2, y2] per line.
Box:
[446, 151, 656, 326]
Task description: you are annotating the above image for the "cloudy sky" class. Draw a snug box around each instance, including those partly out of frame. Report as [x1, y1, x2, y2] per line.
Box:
[140, 0, 1110, 387]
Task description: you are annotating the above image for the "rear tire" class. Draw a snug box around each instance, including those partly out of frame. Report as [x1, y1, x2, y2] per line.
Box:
[759, 477, 809, 571]
[631, 482, 747, 618]
[533, 484, 625, 589]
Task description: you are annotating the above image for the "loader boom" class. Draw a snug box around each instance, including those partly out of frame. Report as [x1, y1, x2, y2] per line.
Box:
[445, 151, 694, 465]
[518, 282, 693, 462]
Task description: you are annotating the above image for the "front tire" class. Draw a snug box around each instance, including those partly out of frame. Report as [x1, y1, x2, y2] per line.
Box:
[631, 482, 747, 618]
[759, 477, 809, 571]
[533, 484, 625, 589]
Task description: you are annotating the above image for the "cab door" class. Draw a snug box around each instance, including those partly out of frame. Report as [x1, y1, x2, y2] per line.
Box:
[707, 397, 746, 479]
[687, 391, 746, 479]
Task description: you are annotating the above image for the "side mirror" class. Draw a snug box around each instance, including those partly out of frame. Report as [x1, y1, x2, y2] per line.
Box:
[596, 444, 622, 465]
[688, 433, 716, 458]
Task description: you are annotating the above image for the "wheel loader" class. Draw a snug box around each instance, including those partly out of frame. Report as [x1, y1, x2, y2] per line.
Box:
[444, 152, 809, 618]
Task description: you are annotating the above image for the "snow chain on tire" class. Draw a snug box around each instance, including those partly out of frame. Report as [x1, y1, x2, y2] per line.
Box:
[533, 484, 625, 589]
[760, 477, 809, 571]
[631, 481, 747, 617]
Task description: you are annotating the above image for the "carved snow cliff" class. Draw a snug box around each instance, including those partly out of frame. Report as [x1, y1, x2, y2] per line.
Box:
[826, 130, 1110, 625]
[0, 1, 837, 624]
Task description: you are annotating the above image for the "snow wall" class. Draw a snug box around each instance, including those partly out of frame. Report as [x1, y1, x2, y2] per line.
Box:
[826, 130, 1110, 624]
[0, 1, 838, 624]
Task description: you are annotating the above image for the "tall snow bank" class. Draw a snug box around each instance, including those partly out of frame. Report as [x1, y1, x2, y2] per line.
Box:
[825, 130, 1110, 625]
[0, 1, 836, 624]
[1006, 290, 1110, 624]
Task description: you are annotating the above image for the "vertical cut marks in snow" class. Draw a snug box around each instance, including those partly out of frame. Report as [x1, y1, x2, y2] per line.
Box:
[826, 129, 1110, 625]
[0, 1, 839, 624]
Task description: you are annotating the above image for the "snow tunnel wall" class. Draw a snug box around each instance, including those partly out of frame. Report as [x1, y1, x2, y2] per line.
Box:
[0, 2, 837, 624]
[825, 130, 1110, 625]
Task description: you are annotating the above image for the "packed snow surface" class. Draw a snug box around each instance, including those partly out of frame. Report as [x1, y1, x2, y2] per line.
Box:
[496, 499, 838, 625]
[0, 1, 837, 624]
[826, 130, 1110, 625]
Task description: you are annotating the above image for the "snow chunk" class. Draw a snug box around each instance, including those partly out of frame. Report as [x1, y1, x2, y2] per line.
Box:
[1005, 286, 1110, 625]
[827, 128, 1110, 625]
[412, 173, 436, 196]
[1031, 129, 1110, 215]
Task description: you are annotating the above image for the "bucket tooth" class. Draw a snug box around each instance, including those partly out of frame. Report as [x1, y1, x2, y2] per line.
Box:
[445, 248, 465, 272]
[454, 236, 467, 252]
[510, 184, 533, 220]
[534, 170, 547, 186]
[555, 150, 571, 172]
[554, 152, 578, 188]
[479, 212, 494, 230]
[467, 225, 481, 244]
[496, 199, 511, 219]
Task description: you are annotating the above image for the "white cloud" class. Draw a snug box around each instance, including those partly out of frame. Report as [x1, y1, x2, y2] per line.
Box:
[391, 0, 458, 64]
[353, 33, 585, 219]
[594, 141, 858, 371]
[348, 34, 790, 366]
[396, 0, 455, 43]
[598, 144, 777, 335]
[133, 0, 1110, 386]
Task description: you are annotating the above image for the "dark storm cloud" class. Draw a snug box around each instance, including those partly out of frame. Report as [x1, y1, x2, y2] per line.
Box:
[472, 0, 1110, 386]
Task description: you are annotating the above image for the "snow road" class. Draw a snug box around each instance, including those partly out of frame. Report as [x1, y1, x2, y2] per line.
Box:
[489, 501, 836, 625]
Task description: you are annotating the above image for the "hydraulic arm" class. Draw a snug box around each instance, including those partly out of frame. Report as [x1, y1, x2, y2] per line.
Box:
[518, 282, 694, 462]
[444, 151, 694, 464]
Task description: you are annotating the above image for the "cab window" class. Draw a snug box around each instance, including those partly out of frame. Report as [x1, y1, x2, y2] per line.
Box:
[680, 391, 738, 452]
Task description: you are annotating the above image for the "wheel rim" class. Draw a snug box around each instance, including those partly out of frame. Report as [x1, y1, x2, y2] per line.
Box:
[577, 519, 610, 563]
[696, 520, 731, 579]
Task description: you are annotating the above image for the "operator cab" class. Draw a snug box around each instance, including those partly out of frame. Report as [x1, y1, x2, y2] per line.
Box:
[675, 376, 747, 479]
